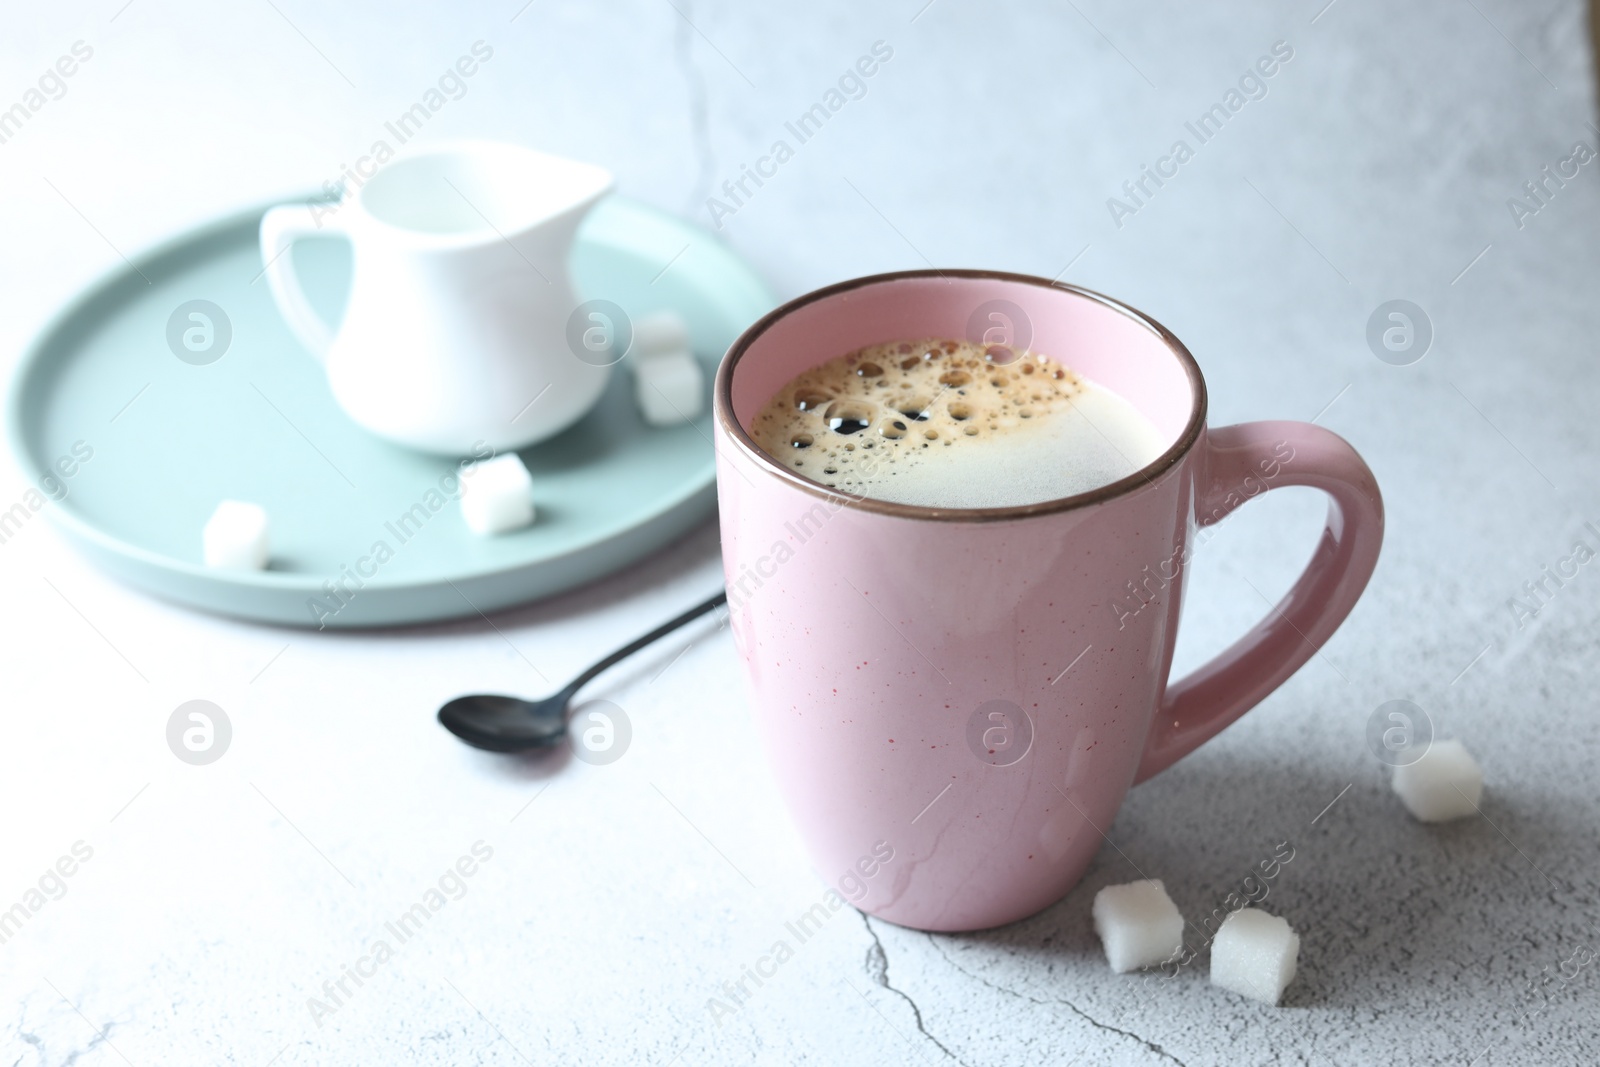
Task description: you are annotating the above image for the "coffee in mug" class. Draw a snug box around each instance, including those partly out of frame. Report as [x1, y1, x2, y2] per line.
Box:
[749, 338, 1165, 508]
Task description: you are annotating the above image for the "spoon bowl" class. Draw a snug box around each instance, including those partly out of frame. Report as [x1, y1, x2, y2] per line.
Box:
[438, 693, 570, 752]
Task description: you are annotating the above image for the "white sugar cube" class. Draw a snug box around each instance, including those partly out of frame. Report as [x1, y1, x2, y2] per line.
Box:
[1210, 908, 1299, 1005]
[1391, 738, 1483, 822]
[1092, 879, 1184, 974]
[631, 310, 690, 357]
[202, 500, 269, 570]
[635, 351, 704, 427]
[460, 454, 535, 535]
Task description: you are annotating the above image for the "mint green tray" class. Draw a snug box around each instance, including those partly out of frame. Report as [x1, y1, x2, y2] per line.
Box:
[7, 196, 771, 628]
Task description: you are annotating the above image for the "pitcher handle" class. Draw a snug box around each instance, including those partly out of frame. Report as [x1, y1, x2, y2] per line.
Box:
[259, 203, 345, 360]
[1134, 420, 1384, 783]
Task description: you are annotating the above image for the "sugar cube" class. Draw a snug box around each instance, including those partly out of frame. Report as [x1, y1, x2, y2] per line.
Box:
[1391, 738, 1483, 822]
[1092, 879, 1184, 974]
[1210, 908, 1299, 1005]
[635, 351, 704, 427]
[202, 500, 269, 570]
[460, 454, 535, 535]
[630, 310, 690, 357]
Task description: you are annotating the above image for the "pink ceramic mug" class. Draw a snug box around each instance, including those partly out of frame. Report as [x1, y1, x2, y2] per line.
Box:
[713, 271, 1383, 932]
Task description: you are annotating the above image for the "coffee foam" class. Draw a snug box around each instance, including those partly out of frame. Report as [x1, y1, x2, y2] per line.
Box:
[750, 338, 1167, 508]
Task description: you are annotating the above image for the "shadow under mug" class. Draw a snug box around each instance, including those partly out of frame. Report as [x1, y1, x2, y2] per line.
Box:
[713, 270, 1383, 932]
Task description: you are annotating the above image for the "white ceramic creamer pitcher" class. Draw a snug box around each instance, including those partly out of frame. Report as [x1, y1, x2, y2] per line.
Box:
[260, 141, 614, 455]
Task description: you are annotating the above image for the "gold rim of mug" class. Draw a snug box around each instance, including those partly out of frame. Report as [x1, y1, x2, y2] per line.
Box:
[713, 269, 1209, 523]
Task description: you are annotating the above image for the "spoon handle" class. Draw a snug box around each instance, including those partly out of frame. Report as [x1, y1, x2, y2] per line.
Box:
[557, 590, 728, 702]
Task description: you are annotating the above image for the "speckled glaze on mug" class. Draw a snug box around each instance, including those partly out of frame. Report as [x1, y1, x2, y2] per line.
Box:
[713, 271, 1383, 932]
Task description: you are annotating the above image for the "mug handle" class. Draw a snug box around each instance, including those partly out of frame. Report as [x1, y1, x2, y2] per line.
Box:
[1134, 420, 1384, 783]
[259, 204, 345, 360]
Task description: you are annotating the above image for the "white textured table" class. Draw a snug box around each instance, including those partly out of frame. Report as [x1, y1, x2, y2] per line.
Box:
[3, 2, 1598, 1064]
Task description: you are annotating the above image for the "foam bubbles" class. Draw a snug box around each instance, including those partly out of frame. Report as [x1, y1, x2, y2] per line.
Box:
[750, 337, 1167, 508]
